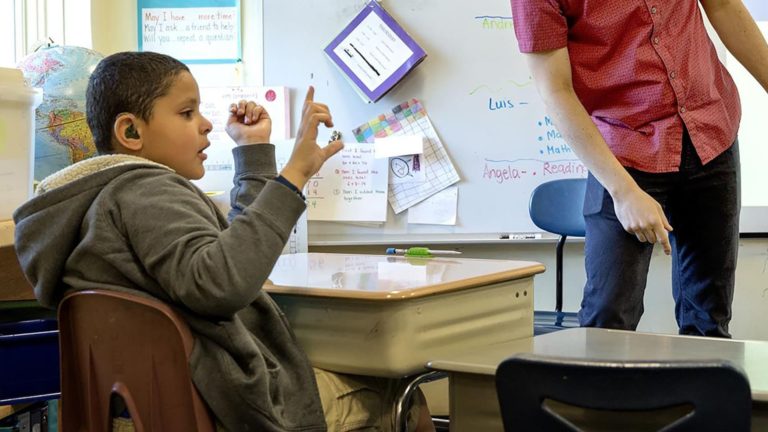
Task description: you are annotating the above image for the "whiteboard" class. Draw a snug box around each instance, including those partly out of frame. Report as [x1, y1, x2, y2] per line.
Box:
[724, 20, 768, 234]
[263, 0, 767, 244]
[264, 0, 584, 244]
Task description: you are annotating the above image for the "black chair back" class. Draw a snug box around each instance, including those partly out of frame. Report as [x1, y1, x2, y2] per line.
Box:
[495, 353, 752, 432]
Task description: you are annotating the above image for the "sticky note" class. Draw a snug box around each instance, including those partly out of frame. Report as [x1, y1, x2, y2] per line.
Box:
[374, 135, 425, 159]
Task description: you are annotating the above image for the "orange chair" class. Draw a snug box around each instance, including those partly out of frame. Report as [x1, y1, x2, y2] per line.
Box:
[58, 289, 216, 432]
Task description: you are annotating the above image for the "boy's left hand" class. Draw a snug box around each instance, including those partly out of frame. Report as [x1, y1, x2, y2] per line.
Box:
[225, 99, 272, 146]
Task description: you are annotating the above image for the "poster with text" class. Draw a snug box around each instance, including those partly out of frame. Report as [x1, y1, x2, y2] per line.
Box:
[138, 0, 241, 63]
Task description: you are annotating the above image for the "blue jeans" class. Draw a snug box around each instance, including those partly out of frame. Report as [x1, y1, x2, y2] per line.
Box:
[578, 132, 740, 337]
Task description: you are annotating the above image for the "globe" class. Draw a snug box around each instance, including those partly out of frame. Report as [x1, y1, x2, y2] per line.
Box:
[17, 45, 104, 181]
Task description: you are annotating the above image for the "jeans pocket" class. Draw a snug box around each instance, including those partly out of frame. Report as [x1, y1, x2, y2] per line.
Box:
[583, 173, 606, 217]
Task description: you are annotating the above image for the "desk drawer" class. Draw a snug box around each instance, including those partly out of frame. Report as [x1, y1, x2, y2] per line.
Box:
[0, 319, 60, 404]
[271, 278, 534, 377]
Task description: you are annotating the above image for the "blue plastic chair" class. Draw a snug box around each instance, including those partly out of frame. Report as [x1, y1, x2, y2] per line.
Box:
[528, 178, 587, 334]
[495, 353, 752, 432]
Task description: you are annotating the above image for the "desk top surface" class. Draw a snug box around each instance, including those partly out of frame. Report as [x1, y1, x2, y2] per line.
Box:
[428, 327, 768, 401]
[264, 253, 544, 300]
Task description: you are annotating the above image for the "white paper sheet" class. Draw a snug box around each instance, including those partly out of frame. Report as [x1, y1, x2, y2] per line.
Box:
[193, 86, 289, 214]
[307, 143, 389, 222]
[408, 185, 458, 225]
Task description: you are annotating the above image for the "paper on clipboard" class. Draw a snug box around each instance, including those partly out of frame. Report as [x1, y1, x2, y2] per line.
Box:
[324, 1, 427, 103]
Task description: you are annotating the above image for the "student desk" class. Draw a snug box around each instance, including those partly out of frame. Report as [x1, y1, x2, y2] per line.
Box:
[264, 253, 545, 378]
[0, 244, 35, 302]
[427, 327, 768, 431]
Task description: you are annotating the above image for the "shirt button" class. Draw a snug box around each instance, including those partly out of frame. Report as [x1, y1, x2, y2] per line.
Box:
[653, 36, 660, 44]
[680, 106, 686, 113]
[670, 71, 676, 79]
[651, 6, 658, 14]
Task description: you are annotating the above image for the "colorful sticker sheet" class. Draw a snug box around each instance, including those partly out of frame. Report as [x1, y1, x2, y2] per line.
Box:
[353, 99, 459, 214]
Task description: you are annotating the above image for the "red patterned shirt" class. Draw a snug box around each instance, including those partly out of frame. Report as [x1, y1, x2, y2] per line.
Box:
[511, 0, 741, 173]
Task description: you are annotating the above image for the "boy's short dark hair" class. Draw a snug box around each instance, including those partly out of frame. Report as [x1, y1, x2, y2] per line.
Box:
[86, 51, 190, 154]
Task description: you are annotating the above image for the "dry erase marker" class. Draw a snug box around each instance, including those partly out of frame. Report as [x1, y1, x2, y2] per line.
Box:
[385, 247, 461, 256]
[499, 233, 541, 240]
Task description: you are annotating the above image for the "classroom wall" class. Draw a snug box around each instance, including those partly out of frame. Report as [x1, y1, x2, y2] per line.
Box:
[88, 1, 768, 342]
[91, 0, 136, 55]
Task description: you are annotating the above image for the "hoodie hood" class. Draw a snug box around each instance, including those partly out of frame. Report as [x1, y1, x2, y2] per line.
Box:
[13, 155, 170, 308]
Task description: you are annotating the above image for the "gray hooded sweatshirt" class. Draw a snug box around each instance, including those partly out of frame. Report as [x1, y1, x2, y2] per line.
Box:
[13, 144, 326, 431]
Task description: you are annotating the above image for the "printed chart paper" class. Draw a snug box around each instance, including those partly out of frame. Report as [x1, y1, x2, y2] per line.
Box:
[324, 1, 426, 102]
[353, 99, 460, 214]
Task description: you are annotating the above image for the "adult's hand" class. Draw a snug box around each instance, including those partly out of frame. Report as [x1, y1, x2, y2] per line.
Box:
[612, 185, 673, 255]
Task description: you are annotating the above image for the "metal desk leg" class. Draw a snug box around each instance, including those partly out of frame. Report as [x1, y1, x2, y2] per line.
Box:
[393, 371, 447, 432]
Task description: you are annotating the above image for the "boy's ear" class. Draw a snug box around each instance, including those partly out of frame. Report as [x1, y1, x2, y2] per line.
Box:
[114, 113, 143, 152]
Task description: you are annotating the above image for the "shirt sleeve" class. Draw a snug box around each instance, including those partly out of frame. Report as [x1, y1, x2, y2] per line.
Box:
[113, 169, 306, 318]
[510, 0, 569, 53]
[227, 144, 277, 222]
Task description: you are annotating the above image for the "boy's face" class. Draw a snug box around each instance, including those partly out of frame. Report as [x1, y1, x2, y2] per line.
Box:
[139, 71, 212, 180]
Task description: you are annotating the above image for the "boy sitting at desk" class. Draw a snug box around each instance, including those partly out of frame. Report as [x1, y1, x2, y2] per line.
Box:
[13, 51, 433, 432]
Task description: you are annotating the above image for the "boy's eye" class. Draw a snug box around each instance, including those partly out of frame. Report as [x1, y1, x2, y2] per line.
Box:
[181, 110, 194, 119]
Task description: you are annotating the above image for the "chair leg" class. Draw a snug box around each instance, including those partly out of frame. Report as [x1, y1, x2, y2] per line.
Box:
[555, 235, 567, 313]
[393, 371, 447, 432]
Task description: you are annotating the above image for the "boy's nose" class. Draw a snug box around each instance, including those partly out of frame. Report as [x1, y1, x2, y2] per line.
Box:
[201, 116, 213, 134]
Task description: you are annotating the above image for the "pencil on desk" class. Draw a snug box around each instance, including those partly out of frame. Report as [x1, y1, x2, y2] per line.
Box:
[385, 247, 461, 256]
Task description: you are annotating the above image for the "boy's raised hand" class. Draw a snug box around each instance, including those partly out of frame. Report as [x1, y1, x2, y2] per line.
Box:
[280, 87, 344, 189]
[225, 99, 272, 146]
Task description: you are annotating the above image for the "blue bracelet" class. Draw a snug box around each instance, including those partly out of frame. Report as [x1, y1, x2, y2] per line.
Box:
[274, 175, 306, 200]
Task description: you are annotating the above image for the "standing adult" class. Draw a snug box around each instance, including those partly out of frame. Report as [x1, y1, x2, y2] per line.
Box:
[511, 0, 768, 336]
